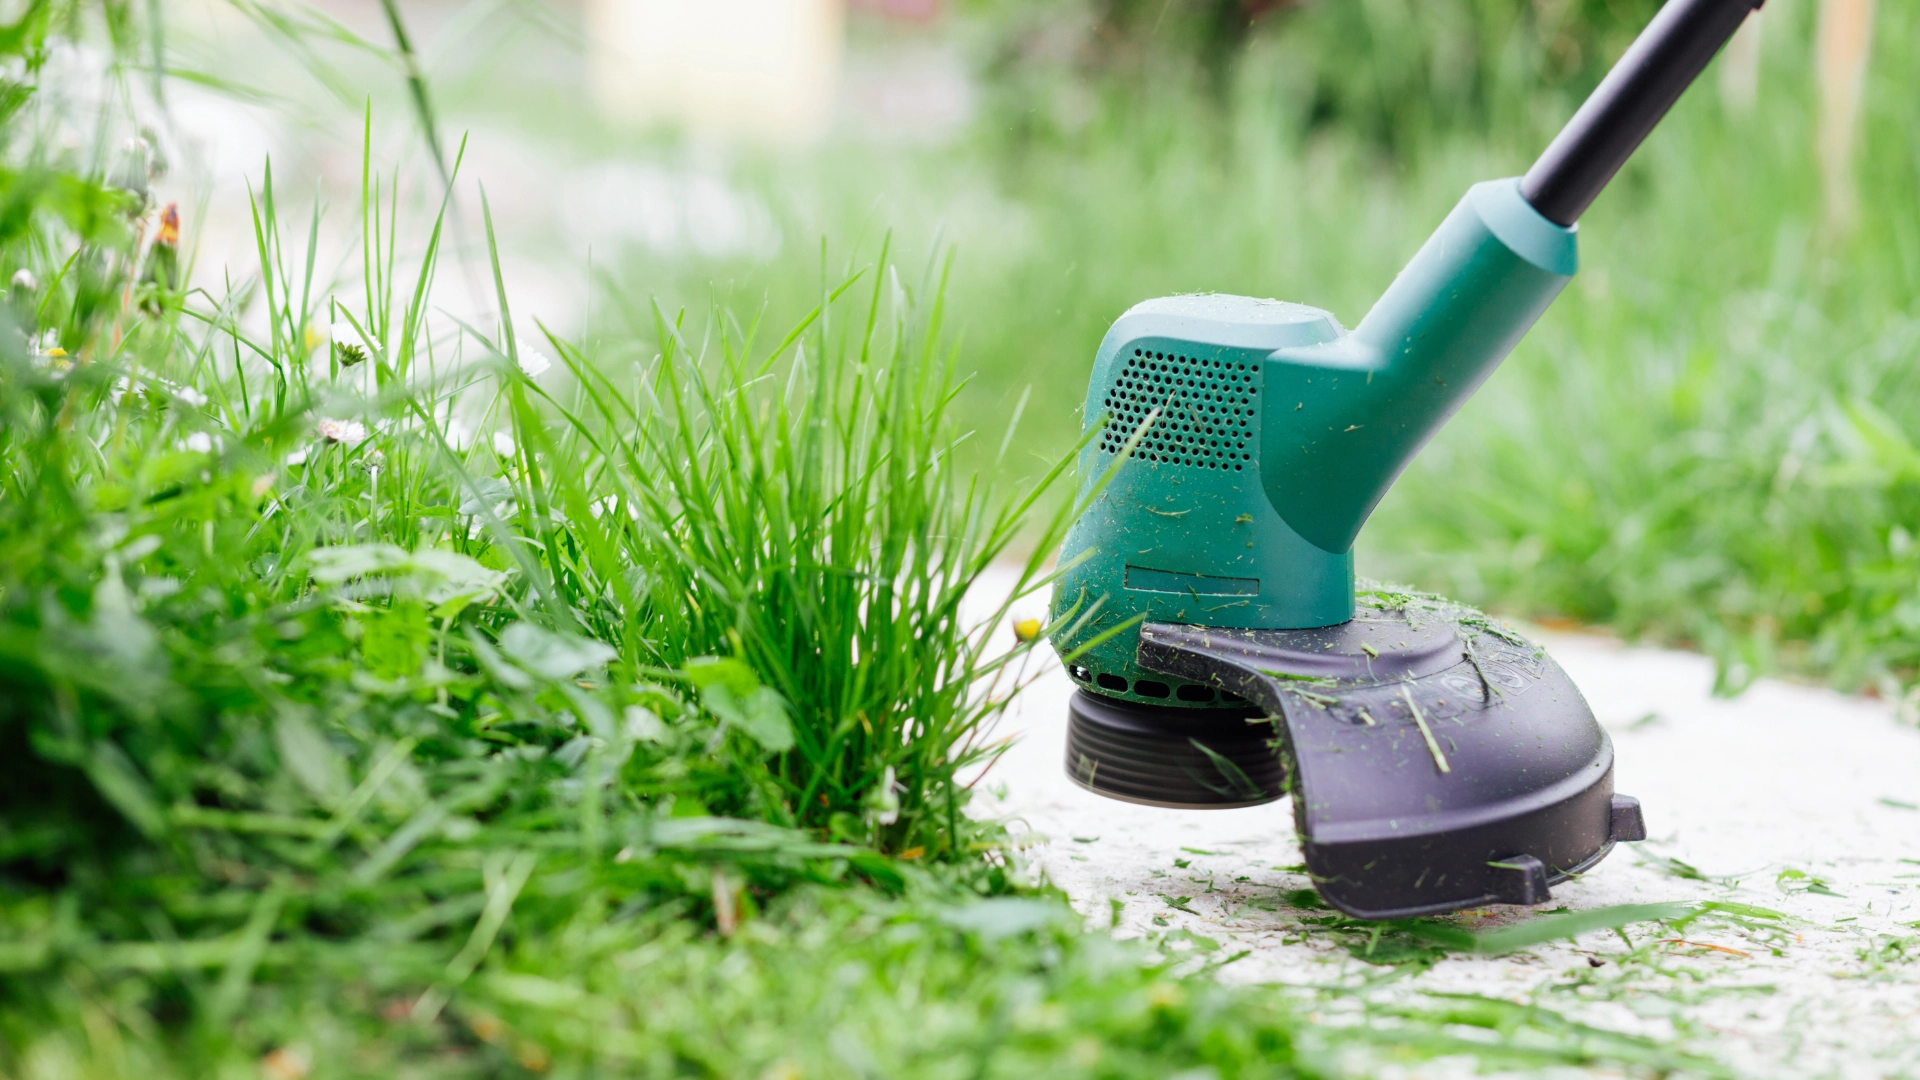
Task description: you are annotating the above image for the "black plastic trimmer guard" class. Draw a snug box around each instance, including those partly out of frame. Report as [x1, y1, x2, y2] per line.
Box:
[1112, 598, 1645, 919]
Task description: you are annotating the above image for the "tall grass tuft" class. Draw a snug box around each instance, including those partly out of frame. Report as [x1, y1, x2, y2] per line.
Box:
[0, 105, 1078, 1060]
[538, 248, 1073, 852]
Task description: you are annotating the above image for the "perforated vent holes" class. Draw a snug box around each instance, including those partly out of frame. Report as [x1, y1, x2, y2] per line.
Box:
[1099, 349, 1259, 470]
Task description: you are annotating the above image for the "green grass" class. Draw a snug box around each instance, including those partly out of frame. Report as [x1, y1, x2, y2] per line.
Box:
[0, 128, 1728, 1080]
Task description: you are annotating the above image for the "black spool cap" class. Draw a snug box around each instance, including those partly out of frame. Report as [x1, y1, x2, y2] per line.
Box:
[1135, 605, 1647, 919]
[1065, 693, 1284, 809]
[1062, 597, 1651, 920]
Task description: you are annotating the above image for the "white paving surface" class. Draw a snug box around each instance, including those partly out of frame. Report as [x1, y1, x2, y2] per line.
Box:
[981, 608, 1920, 1078]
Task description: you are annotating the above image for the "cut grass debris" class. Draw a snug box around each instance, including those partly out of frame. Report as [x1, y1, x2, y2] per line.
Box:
[1636, 851, 1753, 886]
[1299, 900, 1788, 973]
[1775, 868, 1845, 897]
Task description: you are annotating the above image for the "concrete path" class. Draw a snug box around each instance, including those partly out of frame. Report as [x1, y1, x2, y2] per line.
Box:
[982, 618, 1920, 1078]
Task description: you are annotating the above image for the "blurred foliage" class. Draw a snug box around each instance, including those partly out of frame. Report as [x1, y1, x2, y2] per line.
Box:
[965, 0, 1668, 153]
[1266, 0, 1667, 150]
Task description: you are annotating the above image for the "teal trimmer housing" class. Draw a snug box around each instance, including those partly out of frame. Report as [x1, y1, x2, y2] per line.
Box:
[1051, 0, 1762, 919]
[1055, 179, 1575, 703]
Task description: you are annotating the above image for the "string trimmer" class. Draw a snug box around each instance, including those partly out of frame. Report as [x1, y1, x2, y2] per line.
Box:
[1050, 0, 1760, 919]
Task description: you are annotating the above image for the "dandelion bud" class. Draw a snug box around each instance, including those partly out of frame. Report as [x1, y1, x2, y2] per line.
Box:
[155, 204, 180, 249]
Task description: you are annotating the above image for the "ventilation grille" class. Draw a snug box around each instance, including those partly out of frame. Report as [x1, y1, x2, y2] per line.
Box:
[1099, 348, 1258, 470]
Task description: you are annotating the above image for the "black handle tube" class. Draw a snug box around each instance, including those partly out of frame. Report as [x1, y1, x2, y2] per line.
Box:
[1521, 0, 1761, 226]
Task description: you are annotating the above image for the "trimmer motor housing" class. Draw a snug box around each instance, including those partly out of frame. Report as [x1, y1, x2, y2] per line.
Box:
[1054, 179, 1575, 706]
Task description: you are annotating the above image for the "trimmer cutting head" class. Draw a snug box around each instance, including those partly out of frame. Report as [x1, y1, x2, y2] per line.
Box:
[1064, 590, 1646, 919]
[1050, 0, 1761, 918]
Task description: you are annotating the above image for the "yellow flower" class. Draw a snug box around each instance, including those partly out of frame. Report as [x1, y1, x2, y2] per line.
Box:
[155, 203, 180, 247]
[1013, 617, 1042, 642]
[1147, 982, 1184, 1009]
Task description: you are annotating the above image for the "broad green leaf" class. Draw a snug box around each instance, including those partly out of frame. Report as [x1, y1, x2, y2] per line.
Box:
[701, 682, 794, 753]
[85, 741, 167, 838]
[308, 543, 413, 584]
[457, 476, 514, 516]
[865, 765, 901, 825]
[498, 622, 618, 681]
[308, 544, 509, 618]
[410, 548, 510, 616]
[361, 603, 432, 680]
[681, 655, 760, 697]
[623, 706, 669, 743]
[90, 564, 159, 669]
[939, 898, 1069, 941]
[274, 709, 348, 804]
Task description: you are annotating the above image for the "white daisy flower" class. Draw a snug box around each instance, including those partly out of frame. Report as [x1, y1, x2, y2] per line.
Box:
[444, 418, 474, 450]
[183, 432, 215, 453]
[285, 449, 309, 467]
[491, 431, 517, 458]
[11, 268, 37, 291]
[316, 418, 368, 446]
[31, 341, 69, 373]
[176, 387, 209, 408]
[330, 322, 358, 345]
[517, 351, 552, 378]
[591, 495, 639, 521]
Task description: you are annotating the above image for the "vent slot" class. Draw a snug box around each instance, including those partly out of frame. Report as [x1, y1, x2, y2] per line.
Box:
[1100, 348, 1259, 471]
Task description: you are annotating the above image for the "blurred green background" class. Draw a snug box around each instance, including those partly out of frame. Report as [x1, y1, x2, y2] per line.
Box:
[162, 0, 1916, 692]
